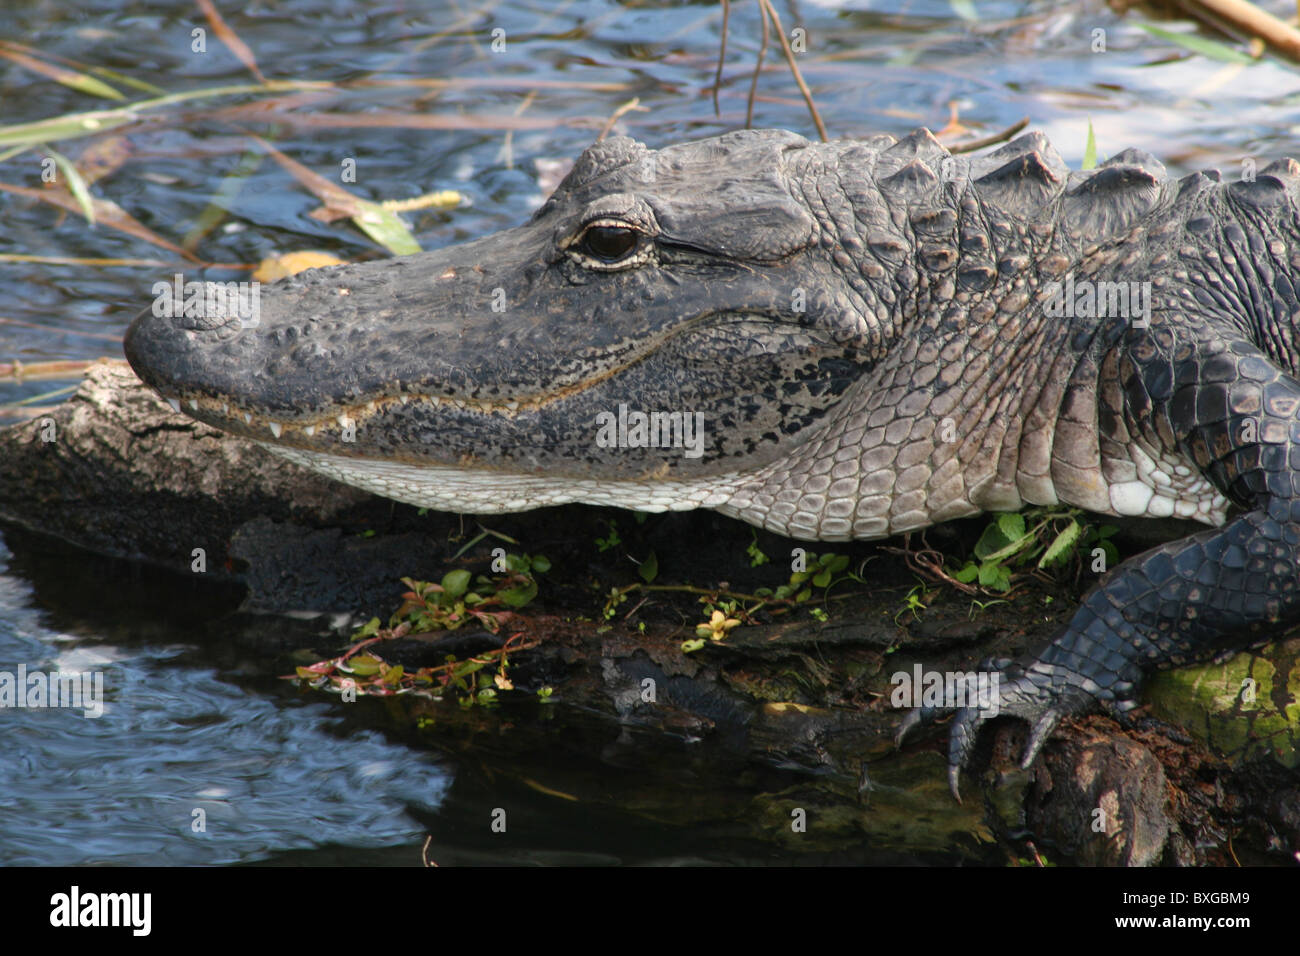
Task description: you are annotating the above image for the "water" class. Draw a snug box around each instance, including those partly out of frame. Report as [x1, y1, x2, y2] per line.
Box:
[2, 0, 1298, 865]
[0, 536, 451, 865]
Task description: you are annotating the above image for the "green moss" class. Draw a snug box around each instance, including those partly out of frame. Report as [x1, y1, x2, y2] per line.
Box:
[1146, 640, 1299, 768]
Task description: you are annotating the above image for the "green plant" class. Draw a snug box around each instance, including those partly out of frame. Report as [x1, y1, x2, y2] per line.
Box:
[602, 587, 627, 620]
[395, 551, 548, 634]
[895, 583, 931, 625]
[595, 520, 621, 552]
[754, 551, 851, 603]
[948, 507, 1114, 594]
[288, 551, 548, 703]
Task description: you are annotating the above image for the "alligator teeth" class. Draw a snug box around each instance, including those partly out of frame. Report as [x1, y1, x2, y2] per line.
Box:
[243, 413, 252, 424]
[188, 399, 199, 411]
[504, 400, 519, 411]
[337, 414, 353, 429]
[222, 403, 229, 414]
[167, 398, 181, 413]
[399, 395, 408, 405]
[269, 422, 282, 438]
[303, 425, 315, 437]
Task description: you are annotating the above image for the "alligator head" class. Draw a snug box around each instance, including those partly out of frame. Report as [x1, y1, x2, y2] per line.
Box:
[125, 129, 895, 522]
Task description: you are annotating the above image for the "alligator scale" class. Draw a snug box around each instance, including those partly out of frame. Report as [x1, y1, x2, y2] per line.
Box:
[124, 128, 1300, 795]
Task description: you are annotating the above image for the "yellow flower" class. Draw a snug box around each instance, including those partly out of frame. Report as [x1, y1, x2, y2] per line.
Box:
[696, 610, 742, 641]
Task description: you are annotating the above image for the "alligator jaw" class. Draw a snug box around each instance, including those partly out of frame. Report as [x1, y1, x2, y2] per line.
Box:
[263, 443, 750, 515]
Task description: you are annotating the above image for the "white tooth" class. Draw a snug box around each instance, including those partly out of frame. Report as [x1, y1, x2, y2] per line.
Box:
[399, 395, 408, 405]
[303, 425, 315, 437]
[167, 398, 181, 413]
[222, 403, 229, 414]
[243, 413, 252, 424]
[505, 401, 519, 411]
[366, 402, 377, 414]
[188, 399, 199, 411]
[337, 414, 352, 428]
[269, 422, 282, 438]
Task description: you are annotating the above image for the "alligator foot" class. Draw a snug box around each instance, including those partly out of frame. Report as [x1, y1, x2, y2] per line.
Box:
[896, 657, 1113, 801]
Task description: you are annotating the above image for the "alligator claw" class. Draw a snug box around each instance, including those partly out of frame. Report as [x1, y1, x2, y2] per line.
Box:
[896, 661, 1098, 801]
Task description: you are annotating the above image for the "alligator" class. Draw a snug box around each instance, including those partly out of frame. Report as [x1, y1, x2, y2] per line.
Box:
[123, 127, 1300, 797]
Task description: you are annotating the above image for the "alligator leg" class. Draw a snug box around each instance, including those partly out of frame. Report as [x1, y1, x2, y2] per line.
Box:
[900, 330, 1300, 799]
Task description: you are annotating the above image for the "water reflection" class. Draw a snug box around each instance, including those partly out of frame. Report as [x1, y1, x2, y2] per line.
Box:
[0, 536, 451, 866]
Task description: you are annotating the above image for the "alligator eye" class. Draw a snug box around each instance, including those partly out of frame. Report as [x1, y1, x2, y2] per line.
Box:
[578, 224, 638, 263]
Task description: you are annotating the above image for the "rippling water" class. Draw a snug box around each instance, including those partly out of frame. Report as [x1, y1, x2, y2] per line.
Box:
[0, 538, 451, 866]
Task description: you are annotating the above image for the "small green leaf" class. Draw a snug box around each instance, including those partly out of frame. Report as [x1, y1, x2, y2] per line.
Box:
[977, 563, 1011, 592]
[681, 638, 707, 653]
[827, 554, 850, 573]
[441, 569, 472, 598]
[352, 199, 421, 256]
[638, 550, 659, 584]
[453, 658, 487, 679]
[795, 588, 812, 603]
[813, 569, 832, 588]
[347, 654, 383, 676]
[996, 513, 1025, 541]
[1039, 519, 1082, 569]
[953, 562, 980, 584]
[497, 581, 538, 607]
[973, 523, 1011, 560]
[531, 554, 552, 573]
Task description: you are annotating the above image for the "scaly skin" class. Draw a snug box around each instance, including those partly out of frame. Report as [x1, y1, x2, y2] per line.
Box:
[123, 128, 1300, 796]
